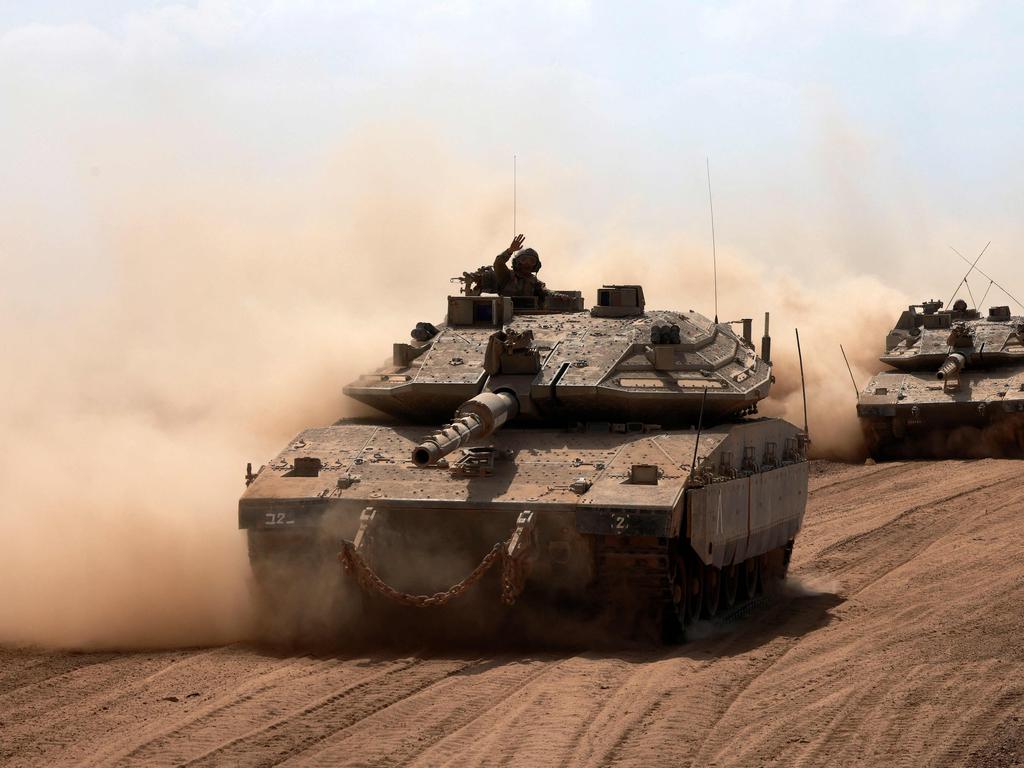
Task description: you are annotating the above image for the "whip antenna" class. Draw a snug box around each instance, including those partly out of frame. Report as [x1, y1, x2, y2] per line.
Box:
[689, 387, 709, 484]
[840, 344, 860, 400]
[796, 328, 809, 438]
[706, 157, 719, 323]
[948, 241, 990, 306]
[513, 154, 517, 237]
[949, 244, 1024, 311]
[979, 280, 995, 308]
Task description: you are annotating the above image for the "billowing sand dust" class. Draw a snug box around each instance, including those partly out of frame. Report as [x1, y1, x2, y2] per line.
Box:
[2, 458, 1023, 767]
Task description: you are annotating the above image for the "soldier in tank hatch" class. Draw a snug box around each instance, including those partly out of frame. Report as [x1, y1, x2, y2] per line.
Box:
[494, 234, 549, 300]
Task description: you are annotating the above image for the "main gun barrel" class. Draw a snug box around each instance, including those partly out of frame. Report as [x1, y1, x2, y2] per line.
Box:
[412, 391, 519, 467]
[936, 352, 967, 381]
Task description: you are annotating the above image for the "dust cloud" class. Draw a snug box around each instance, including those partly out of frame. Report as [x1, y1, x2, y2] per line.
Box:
[0, 131, 514, 650]
[0, 125, 906, 650]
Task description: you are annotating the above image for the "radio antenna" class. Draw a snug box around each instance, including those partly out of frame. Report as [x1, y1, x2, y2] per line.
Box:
[964, 278, 978, 309]
[979, 279, 995, 309]
[796, 328, 809, 438]
[840, 344, 860, 400]
[513, 154, 517, 237]
[706, 157, 719, 323]
[947, 241, 989, 306]
[949, 244, 1024, 311]
[689, 387, 709, 484]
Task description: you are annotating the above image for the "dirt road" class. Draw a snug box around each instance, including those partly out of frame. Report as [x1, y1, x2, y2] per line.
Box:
[3, 460, 1024, 767]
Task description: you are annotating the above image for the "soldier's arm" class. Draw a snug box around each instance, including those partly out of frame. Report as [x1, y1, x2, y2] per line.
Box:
[494, 249, 512, 284]
[493, 234, 524, 284]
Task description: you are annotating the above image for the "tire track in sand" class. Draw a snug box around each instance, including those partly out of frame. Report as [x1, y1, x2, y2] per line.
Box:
[285, 656, 569, 767]
[90, 653, 400, 767]
[811, 468, 1022, 594]
[0, 648, 254, 767]
[796, 460, 999, 555]
[0, 650, 121, 698]
[162, 657, 486, 767]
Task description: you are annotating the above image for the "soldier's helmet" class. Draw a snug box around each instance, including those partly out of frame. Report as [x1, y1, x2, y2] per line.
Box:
[512, 248, 542, 274]
[953, 298, 968, 312]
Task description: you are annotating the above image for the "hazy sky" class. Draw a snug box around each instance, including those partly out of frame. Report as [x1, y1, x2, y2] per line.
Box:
[2, 1, 1023, 308]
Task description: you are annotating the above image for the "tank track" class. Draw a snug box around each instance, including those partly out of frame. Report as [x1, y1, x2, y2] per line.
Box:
[863, 414, 1024, 460]
[593, 537, 672, 597]
[591, 536, 672, 638]
[592, 535, 792, 641]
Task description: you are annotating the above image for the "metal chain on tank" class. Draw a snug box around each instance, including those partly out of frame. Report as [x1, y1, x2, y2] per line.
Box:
[500, 553, 529, 605]
[338, 528, 532, 608]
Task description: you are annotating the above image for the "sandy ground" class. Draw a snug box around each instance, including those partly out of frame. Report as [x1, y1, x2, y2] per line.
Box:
[3, 459, 1024, 767]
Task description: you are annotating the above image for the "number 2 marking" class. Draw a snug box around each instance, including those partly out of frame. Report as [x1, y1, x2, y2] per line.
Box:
[264, 512, 291, 526]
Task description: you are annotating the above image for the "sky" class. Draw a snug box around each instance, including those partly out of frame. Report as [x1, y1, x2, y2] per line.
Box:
[3, 0, 1024, 310]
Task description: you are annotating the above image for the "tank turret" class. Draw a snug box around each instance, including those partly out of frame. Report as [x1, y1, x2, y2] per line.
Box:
[343, 287, 773, 429]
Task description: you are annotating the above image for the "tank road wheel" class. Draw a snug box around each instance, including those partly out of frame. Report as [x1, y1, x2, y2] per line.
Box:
[722, 563, 739, 609]
[664, 556, 688, 642]
[703, 565, 721, 618]
[780, 540, 794, 579]
[742, 557, 761, 599]
[758, 553, 771, 595]
[685, 556, 703, 625]
[759, 543, 796, 595]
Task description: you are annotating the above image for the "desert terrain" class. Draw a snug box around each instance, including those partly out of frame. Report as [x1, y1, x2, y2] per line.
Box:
[2, 459, 1023, 767]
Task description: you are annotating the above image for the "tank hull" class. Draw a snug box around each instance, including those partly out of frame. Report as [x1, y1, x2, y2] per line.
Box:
[857, 368, 1024, 459]
[240, 418, 807, 641]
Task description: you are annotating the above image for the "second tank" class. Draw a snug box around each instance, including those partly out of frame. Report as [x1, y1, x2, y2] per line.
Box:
[858, 298, 1024, 458]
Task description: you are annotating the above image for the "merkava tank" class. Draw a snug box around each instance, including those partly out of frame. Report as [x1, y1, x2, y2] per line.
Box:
[857, 298, 1024, 459]
[239, 275, 809, 641]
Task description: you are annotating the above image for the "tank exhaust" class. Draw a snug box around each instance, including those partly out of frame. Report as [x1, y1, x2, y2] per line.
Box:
[761, 312, 772, 364]
[412, 391, 519, 467]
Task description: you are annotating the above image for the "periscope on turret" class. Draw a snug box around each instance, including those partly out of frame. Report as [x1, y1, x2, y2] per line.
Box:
[857, 298, 1024, 459]
[239, 240, 809, 642]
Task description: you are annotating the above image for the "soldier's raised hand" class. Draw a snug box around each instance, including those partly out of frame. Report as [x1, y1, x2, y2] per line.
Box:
[509, 234, 525, 253]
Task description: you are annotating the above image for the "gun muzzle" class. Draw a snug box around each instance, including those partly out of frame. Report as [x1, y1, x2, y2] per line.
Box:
[412, 391, 519, 467]
[936, 352, 966, 381]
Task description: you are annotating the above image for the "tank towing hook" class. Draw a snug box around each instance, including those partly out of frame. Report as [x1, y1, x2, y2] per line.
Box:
[507, 510, 536, 560]
[352, 507, 377, 555]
